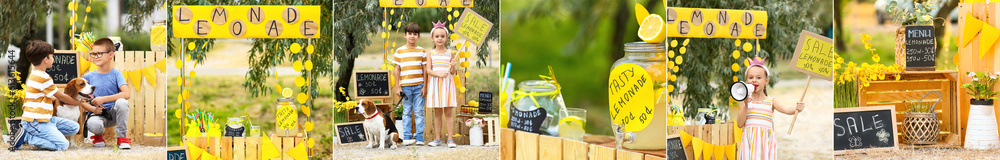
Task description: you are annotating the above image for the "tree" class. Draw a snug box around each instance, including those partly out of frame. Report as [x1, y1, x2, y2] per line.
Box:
[667, 0, 823, 116]
[333, 0, 499, 101]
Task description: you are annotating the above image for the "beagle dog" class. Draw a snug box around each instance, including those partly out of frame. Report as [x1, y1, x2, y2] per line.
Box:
[55, 78, 94, 122]
[356, 99, 402, 149]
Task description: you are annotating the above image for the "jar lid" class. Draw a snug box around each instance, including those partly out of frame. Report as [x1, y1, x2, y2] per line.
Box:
[278, 98, 293, 102]
[624, 42, 666, 52]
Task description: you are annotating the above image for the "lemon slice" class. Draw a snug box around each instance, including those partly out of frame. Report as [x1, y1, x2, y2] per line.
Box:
[281, 88, 293, 98]
[639, 14, 666, 43]
[558, 116, 586, 138]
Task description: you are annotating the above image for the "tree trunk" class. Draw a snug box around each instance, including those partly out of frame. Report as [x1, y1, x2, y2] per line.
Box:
[934, 0, 958, 57]
[834, 0, 846, 51]
[335, 32, 357, 102]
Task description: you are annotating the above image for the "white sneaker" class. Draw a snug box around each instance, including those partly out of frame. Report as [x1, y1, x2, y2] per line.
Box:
[447, 140, 457, 148]
[415, 141, 424, 146]
[119, 143, 131, 150]
[93, 142, 105, 147]
[427, 140, 441, 147]
[402, 139, 416, 146]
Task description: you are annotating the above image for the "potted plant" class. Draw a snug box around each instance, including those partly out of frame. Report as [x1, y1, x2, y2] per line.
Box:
[901, 95, 940, 145]
[466, 117, 486, 146]
[962, 72, 1000, 149]
[393, 106, 404, 131]
[884, 0, 941, 68]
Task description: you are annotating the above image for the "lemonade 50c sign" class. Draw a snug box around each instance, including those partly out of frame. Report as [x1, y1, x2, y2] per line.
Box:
[172, 6, 321, 39]
[789, 30, 833, 81]
[667, 7, 767, 39]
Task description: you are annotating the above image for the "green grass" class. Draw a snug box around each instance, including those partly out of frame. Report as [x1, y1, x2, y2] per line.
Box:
[167, 75, 333, 157]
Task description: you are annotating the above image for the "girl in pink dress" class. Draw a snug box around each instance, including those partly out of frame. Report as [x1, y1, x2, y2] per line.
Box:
[424, 20, 459, 148]
[736, 56, 805, 160]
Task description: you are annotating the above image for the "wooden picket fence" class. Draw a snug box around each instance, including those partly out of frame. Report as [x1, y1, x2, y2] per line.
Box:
[60, 50, 167, 146]
[183, 136, 309, 160]
[501, 128, 666, 160]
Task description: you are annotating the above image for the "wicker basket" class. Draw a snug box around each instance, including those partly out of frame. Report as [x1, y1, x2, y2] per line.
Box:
[895, 27, 907, 68]
[902, 112, 940, 145]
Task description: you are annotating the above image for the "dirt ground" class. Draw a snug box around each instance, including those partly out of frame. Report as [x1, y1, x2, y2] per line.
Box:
[0, 142, 166, 159]
[770, 79, 835, 160]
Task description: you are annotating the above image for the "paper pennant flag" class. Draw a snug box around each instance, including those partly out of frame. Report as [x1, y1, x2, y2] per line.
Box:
[714, 144, 725, 160]
[692, 138, 703, 160]
[981, 24, 1000, 58]
[128, 70, 142, 92]
[143, 66, 158, 87]
[80, 59, 92, 72]
[680, 131, 692, 147]
[726, 144, 736, 160]
[963, 12, 985, 47]
[286, 140, 310, 160]
[703, 143, 714, 160]
[201, 150, 219, 160]
[733, 123, 743, 143]
[187, 142, 204, 160]
[155, 59, 167, 72]
[261, 133, 282, 160]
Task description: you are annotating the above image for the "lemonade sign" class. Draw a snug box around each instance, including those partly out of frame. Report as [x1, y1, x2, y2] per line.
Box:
[789, 30, 834, 81]
[666, 7, 768, 39]
[608, 63, 655, 132]
[454, 8, 493, 46]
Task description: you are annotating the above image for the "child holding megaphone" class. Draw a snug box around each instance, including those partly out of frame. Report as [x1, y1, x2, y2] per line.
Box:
[734, 56, 804, 159]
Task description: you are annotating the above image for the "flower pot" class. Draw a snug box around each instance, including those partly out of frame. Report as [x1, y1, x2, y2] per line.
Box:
[965, 99, 1000, 149]
[395, 120, 405, 133]
[902, 112, 939, 145]
[470, 125, 484, 146]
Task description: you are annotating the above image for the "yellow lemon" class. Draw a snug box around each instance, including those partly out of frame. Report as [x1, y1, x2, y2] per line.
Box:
[282, 88, 293, 98]
[638, 14, 666, 43]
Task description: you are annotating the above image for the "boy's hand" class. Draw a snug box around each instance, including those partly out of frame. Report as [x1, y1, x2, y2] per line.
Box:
[91, 96, 111, 106]
[87, 104, 103, 114]
[796, 102, 805, 112]
[395, 87, 402, 97]
[421, 87, 426, 97]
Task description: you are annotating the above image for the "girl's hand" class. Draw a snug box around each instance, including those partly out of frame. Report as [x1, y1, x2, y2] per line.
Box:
[796, 102, 805, 112]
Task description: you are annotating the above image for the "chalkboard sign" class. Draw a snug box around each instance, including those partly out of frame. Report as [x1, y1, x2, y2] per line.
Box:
[833, 105, 898, 155]
[45, 51, 80, 84]
[166, 146, 189, 160]
[904, 26, 936, 70]
[351, 70, 391, 99]
[508, 107, 546, 133]
[667, 134, 687, 160]
[335, 122, 368, 145]
[478, 92, 493, 113]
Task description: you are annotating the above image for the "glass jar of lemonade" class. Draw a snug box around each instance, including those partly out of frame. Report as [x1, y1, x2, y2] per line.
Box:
[610, 42, 667, 150]
[513, 80, 567, 136]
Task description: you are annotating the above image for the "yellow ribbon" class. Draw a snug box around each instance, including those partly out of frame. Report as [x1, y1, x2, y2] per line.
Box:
[511, 66, 564, 110]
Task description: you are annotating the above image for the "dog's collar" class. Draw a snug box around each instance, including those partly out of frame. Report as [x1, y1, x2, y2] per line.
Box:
[366, 110, 380, 120]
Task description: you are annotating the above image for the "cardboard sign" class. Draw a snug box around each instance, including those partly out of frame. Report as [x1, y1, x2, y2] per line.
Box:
[379, 0, 474, 8]
[789, 30, 834, 81]
[335, 122, 368, 145]
[904, 26, 936, 69]
[166, 146, 189, 160]
[478, 91, 493, 113]
[351, 70, 392, 99]
[667, 134, 687, 160]
[172, 6, 321, 38]
[667, 7, 768, 39]
[45, 51, 80, 84]
[833, 105, 899, 155]
[608, 63, 655, 132]
[508, 107, 546, 133]
[454, 8, 494, 46]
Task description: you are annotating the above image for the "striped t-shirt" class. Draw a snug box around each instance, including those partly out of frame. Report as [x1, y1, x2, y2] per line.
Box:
[393, 46, 426, 87]
[22, 70, 58, 122]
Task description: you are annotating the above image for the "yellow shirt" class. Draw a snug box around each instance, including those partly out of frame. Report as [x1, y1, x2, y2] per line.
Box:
[393, 46, 427, 86]
[22, 70, 58, 122]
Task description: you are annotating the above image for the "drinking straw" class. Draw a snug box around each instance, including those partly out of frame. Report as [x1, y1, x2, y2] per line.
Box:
[501, 62, 512, 92]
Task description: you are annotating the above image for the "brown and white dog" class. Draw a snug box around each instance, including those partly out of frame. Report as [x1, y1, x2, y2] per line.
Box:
[54, 78, 95, 146]
[356, 99, 402, 149]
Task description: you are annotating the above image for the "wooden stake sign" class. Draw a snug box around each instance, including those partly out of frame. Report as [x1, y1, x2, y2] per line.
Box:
[454, 8, 494, 46]
[787, 30, 833, 134]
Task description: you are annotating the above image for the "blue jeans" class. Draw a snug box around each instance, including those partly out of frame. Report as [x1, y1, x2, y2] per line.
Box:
[401, 84, 425, 142]
[21, 117, 79, 151]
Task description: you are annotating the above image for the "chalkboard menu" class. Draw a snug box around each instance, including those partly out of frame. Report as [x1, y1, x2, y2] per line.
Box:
[904, 26, 936, 69]
[335, 122, 368, 145]
[667, 134, 687, 160]
[166, 146, 188, 160]
[833, 105, 898, 155]
[478, 92, 493, 113]
[508, 107, 546, 133]
[351, 70, 391, 99]
[45, 51, 79, 84]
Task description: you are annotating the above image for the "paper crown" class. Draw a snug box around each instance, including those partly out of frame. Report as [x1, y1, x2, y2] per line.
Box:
[749, 56, 766, 67]
[432, 20, 447, 28]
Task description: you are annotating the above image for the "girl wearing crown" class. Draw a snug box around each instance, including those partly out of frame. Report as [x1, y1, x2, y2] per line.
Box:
[424, 20, 459, 148]
[736, 56, 805, 159]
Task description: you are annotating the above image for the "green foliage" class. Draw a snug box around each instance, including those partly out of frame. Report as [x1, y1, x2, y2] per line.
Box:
[905, 100, 934, 113]
[962, 72, 1000, 101]
[668, 0, 824, 116]
[885, 0, 940, 26]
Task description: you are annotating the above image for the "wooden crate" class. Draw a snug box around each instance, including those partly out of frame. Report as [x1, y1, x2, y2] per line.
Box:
[956, 3, 1000, 145]
[857, 71, 961, 146]
[183, 136, 306, 160]
[503, 129, 665, 160]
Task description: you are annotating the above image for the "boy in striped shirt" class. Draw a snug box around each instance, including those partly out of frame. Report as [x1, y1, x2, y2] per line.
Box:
[10, 41, 99, 151]
[393, 22, 428, 146]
